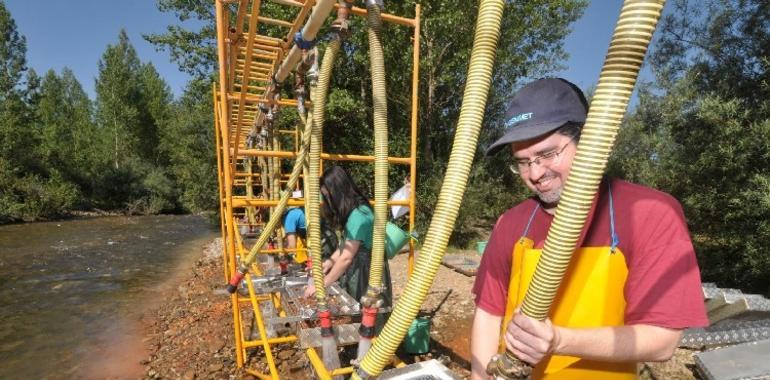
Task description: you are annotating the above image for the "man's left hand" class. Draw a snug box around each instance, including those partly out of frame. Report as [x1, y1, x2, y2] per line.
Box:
[504, 310, 561, 365]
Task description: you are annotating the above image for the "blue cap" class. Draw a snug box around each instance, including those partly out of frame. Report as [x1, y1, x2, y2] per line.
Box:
[485, 78, 588, 155]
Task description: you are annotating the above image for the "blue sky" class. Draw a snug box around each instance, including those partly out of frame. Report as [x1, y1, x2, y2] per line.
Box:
[6, 0, 202, 98]
[7, 1, 660, 100]
[555, 1, 627, 89]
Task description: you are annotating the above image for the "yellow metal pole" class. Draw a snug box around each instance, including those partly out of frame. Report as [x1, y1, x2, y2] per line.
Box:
[232, 198, 409, 207]
[306, 348, 332, 380]
[231, 0, 264, 165]
[245, 274, 280, 379]
[330, 367, 355, 376]
[336, 4, 415, 27]
[225, 93, 308, 107]
[407, 4, 420, 277]
[242, 336, 297, 348]
[213, 84, 229, 282]
[215, 0, 245, 368]
[227, 0, 249, 93]
[237, 149, 412, 164]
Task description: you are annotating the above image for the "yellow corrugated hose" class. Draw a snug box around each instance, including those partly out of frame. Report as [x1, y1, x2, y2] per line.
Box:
[365, 1, 388, 298]
[308, 37, 341, 305]
[487, 0, 666, 378]
[354, 0, 505, 377]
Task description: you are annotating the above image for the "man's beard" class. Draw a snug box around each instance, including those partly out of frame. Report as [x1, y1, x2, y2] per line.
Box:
[537, 187, 562, 205]
[534, 175, 563, 205]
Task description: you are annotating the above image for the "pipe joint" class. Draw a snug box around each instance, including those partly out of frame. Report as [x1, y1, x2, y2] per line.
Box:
[485, 352, 531, 379]
[355, 367, 373, 379]
[226, 27, 241, 45]
[361, 287, 383, 308]
[329, 0, 354, 39]
[318, 309, 335, 337]
[306, 50, 320, 86]
[359, 306, 378, 338]
[226, 267, 248, 294]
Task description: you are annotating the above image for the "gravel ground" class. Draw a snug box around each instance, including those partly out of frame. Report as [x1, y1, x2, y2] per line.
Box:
[139, 239, 700, 379]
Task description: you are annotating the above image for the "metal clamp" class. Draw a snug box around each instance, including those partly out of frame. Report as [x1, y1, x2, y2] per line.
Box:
[294, 32, 318, 50]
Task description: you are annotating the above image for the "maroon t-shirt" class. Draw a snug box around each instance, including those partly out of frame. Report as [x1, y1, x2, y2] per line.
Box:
[472, 178, 709, 329]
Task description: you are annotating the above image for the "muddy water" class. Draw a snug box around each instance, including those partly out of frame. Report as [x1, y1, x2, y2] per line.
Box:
[0, 215, 217, 379]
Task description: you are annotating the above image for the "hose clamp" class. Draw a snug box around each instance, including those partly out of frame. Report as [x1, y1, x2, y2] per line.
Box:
[355, 367, 372, 379]
[294, 32, 317, 50]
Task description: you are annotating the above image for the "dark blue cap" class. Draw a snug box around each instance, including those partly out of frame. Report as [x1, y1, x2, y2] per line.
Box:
[485, 78, 588, 155]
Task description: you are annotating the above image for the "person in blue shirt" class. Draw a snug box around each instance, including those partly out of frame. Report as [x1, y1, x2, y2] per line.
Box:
[283, 190, 337, 264]
[283, 190, 307, 263]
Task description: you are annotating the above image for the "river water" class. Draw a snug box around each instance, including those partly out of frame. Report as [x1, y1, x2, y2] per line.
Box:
[0, 215, 217, 379]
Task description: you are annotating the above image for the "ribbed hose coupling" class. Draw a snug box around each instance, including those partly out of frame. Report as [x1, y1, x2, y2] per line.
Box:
[360, 287, 384, 308]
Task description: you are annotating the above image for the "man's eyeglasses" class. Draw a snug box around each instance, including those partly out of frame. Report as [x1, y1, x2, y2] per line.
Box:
[509, 139, 575, 175]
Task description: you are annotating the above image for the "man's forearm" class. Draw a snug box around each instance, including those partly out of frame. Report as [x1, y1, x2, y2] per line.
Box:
[471, 308, 502, 380]
[555, 324, 682, 362]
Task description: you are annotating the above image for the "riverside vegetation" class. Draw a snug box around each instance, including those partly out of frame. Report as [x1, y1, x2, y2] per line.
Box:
[1, 0, 768, 294]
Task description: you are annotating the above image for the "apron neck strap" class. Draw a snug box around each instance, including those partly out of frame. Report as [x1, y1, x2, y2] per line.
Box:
[608, 180, 620, 252]
[521, 202, 540, 239]
[520, 183, 619, 251]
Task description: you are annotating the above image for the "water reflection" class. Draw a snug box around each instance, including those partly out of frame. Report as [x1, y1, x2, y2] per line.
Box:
[0, 215, 216, 378]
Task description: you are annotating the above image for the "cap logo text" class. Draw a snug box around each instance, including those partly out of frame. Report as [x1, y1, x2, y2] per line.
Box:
[506, 112, 533, 127]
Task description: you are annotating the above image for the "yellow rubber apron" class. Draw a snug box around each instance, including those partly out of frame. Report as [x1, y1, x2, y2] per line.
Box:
[500, 184, 637, 379]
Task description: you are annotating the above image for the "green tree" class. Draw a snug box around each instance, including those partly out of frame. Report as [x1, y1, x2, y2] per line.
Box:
[138, 62, 174, 164]
[144, 0, 217, 80]
[93, 30, 179, 213]
[0, 0, 32, 164]
[149, 0, 588, 246]
[0, 0, 25, 99]
[95, 29, 144, 170]
[36, 69, 98, 193]
[0, 3, 79, 221]
[610, 0, 770, 293]
[160, 79, 217, 212]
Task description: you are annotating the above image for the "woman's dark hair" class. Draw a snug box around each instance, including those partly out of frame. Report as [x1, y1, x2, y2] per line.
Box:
[320, 166, 371, 229]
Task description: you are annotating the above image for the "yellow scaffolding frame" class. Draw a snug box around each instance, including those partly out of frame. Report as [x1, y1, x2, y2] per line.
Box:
[213, 0, 421, 378]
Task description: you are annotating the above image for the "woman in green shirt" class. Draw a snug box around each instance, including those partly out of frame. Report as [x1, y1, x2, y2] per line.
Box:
[304, 166, 392, 325]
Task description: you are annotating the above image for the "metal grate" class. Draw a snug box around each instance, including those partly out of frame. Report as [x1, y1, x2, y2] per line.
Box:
[378, 360, 461, 380]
